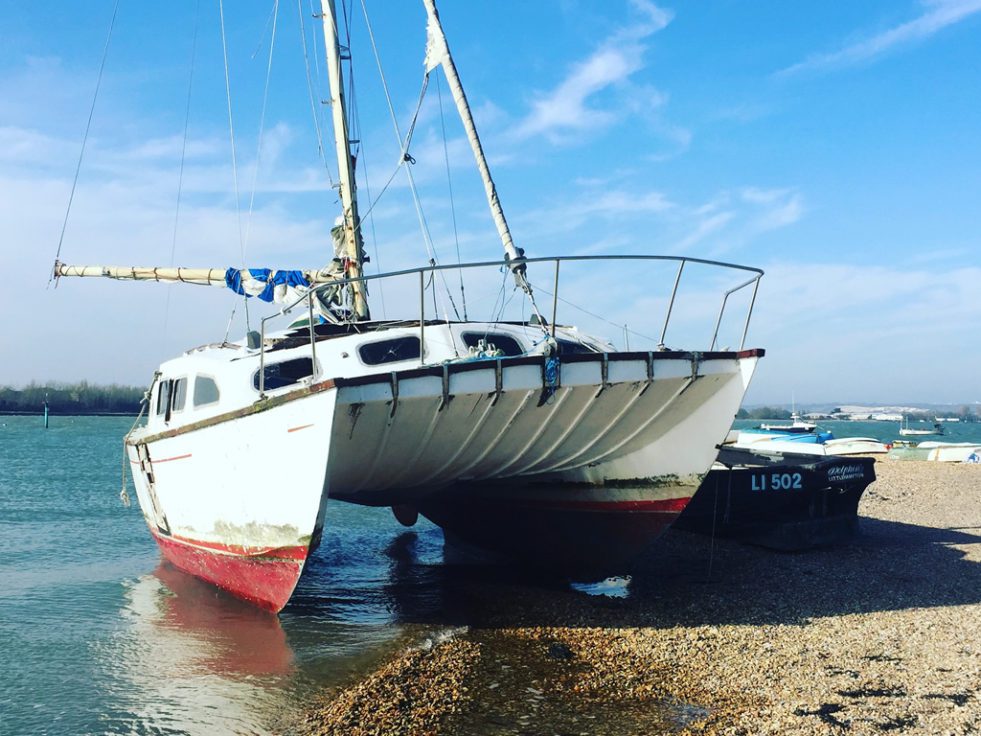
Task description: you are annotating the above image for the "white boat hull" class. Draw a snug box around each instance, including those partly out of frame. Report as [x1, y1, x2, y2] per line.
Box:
[128, 349, 760, 609]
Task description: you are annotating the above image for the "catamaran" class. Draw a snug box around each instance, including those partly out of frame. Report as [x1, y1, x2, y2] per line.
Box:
[54, 0, 765, 611]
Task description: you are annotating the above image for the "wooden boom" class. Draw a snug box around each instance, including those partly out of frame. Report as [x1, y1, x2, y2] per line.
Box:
[53, 262, 340, 286]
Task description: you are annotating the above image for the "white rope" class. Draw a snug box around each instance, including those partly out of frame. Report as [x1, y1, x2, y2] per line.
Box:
[51, 0, 120, 286]
[120, 373, 158, 507]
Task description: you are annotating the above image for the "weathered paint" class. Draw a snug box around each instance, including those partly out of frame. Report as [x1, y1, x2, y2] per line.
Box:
[151, 529, 307, 612]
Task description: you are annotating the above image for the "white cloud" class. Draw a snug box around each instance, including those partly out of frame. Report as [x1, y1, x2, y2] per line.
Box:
[778, 0, 981, 76]
[743, 259, 981, 403]
[513, 1, 674, 142]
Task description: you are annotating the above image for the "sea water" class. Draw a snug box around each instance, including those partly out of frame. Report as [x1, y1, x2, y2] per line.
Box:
[732, 418, 981, 445]
[3, 415, 980, 735]
[0, 416, 451, 736]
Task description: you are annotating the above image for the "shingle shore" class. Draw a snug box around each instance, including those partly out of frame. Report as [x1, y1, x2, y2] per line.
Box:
[300, 460, 980, 735]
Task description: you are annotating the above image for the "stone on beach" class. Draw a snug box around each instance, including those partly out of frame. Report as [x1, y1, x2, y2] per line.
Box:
[300, 460, 980, 735]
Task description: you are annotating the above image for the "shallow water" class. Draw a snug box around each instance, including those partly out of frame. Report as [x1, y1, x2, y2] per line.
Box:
[3, 414, 977, 734]
[0, 415, 454, 735]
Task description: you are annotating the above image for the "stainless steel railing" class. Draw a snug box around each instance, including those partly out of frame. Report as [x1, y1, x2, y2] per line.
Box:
[256, 254, 764, 397]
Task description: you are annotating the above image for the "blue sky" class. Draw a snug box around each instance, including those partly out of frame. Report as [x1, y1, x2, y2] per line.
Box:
[1, 0, 979, 405]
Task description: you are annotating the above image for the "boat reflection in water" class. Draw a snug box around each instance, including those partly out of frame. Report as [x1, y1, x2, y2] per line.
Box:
[112, 563, 295, 735]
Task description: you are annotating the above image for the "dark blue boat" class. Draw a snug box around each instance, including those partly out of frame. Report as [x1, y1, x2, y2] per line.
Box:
[673, 446, 876, 550]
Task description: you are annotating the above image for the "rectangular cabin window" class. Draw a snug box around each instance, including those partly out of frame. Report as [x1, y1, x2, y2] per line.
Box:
[556, 338, 597, 354]
[171, 377, 188, 412]
[254, 357, 314, 391]
[358, 337, 421, 366]
[193, 375, 220, 407]
[155, 380, 171, 416]
[461, 332, 525, 357]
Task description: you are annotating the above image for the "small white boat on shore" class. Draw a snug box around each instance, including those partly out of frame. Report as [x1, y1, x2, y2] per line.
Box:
[731, 432, 887, 457]
[917, 442, 981, 463]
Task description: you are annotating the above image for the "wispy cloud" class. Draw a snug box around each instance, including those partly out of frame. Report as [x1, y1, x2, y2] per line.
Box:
[744, 259, 981, 403]
[513, 0, 673, 142]
[778, 0, 981, 76]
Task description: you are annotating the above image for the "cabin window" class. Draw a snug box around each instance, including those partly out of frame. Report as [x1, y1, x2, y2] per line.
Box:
[556, 339, 597, 354]
[155, 380, 171, 416]
[461, 332, 524, 357]
[193, 375, 221, 406]
[254, 357, 315, 391]
[358, 336, 421, 365]
[171, 377, 188, 412]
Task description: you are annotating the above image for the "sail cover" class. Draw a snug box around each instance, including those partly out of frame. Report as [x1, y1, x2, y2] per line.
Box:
[224, 268, 310, 303]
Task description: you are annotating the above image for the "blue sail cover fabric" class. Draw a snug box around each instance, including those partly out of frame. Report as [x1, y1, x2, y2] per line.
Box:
[224, 268, 310, 303]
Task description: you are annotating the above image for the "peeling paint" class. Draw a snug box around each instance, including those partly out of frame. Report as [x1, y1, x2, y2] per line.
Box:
[210, 520, 308, 548]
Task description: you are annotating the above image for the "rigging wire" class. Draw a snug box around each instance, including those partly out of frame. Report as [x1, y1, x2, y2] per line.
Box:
[296, 0, 335, 188]
[354, 148, 388, 316]
[530, 280, 660, 348]
[242, 0, 280, 261]
[163, 0, 202, 346]
[308, 0, 332, 163]
[358, 0, 461, 322]
[219, 0, 251, 336]
[50, 0, 120, 286]
[435, 71, 467, 320]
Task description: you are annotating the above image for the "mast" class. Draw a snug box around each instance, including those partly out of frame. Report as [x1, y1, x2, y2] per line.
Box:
[319, 0, 370, 320]
[422, 0, 530, 290]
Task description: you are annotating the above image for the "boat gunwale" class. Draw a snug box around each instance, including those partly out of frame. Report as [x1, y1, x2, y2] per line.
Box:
[130, 349, 763, 445]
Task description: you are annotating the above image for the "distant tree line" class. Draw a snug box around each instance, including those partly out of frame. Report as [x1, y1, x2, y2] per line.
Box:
[0, 382, 144, 415]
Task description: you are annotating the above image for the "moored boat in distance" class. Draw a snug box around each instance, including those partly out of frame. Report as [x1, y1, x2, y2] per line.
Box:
[758, 411, 816, 433]
[54, 1, 765, 610]
[899, 416, 944, 437]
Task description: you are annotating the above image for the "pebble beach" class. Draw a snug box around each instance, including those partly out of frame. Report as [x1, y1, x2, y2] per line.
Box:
[297, 459, 980, 735]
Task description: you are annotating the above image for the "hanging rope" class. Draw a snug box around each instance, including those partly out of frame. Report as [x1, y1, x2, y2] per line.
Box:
[50, 0, 120, 287]
[435, 71, 467, 320]
[119, 374, 157, 507]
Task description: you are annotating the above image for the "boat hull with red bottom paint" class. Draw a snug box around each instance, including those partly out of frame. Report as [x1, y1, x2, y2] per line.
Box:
[151, 530, 309, 612]
[417, 481, 697, 577]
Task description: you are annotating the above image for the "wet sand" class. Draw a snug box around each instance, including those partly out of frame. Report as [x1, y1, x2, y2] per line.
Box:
[298, 459, 980, 735]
